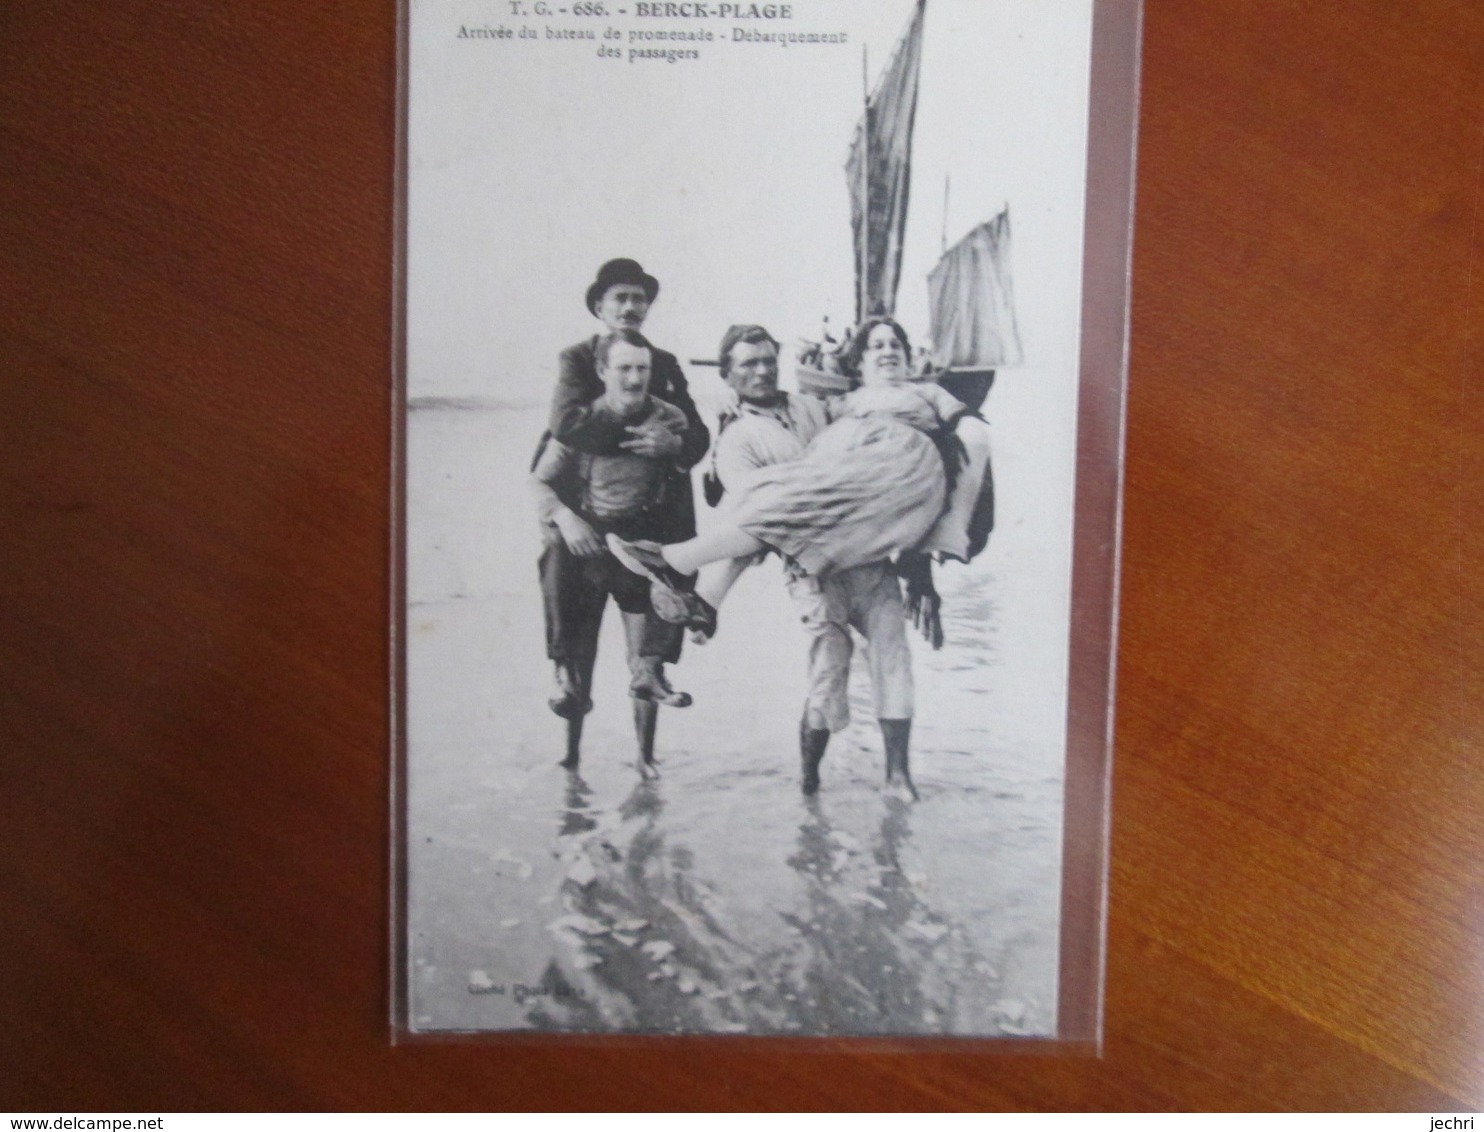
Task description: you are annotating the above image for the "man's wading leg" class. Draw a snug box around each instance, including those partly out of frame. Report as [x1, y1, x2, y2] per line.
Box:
[632, 699, 659, 777]
[540, 537, 602, 769]
[622, 611, 689, 775]
[541, 537, 599, 726]
[560, 643, 599, 770]
[855, 562, 918, 801]
[881, 718, 918, 801]
[800, 715, 831, 796]
[793, 574, 853, 794]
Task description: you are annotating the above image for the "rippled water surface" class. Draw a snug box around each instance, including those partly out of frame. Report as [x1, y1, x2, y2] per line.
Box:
[406, 405, 1070, 1037]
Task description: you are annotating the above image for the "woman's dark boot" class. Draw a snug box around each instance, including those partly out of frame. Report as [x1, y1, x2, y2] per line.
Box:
[880, 717, 918, 801]
[800, 722, 831, 795]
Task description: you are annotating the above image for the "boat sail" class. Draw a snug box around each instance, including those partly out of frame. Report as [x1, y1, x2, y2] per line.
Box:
[799, 0, 1023, 415]
[845, 0, 926, 325]
[928, 208, 1023, 411]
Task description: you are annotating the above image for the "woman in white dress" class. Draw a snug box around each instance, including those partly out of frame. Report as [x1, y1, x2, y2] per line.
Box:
[610, 318, 966, 592]
[609, 318, 970, 801]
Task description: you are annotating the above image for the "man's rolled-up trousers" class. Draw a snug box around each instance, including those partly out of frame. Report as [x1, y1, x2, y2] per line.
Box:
[539, 529, 683, 670]
[786, 560, 913, 733]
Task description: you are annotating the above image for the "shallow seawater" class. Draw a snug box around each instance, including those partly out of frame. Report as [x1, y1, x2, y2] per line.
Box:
[406, 405, 1067, 1037]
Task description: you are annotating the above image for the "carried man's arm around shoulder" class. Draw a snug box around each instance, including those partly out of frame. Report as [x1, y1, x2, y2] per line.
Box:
[646, 354, 710, 469]
[619, 396, 694, 463]
[550, 343, 622, 454]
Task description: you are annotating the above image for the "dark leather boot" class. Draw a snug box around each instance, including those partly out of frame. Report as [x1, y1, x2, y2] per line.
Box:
[548, 661, 592, 719]
[880, 717, 918, 801]
[629, 657, 692, 708]
[800, 722, 831, 795]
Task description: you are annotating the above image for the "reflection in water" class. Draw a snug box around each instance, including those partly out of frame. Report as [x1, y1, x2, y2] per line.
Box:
[779, 801, 935, 1031]
[530, 769, 1006, 1034]
[558, 771, 597, 838]
[758, 799, 1004, 1033]
[531, 777, 766, 1032]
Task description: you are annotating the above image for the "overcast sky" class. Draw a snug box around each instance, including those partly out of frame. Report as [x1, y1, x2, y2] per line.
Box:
[406, 0, 1094, 413]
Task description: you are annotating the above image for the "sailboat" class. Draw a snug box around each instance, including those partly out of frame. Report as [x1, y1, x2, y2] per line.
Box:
[797, 0, 1023, 414]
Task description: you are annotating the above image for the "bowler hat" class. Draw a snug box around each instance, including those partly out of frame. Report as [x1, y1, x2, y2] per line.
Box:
[585, 258, 660, 314]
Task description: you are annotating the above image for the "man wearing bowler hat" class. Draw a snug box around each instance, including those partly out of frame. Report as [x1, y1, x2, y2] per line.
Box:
[550, 258, 709, 487]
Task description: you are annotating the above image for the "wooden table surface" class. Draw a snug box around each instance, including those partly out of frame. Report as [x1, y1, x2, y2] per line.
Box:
[2, 0, 1480, 1112]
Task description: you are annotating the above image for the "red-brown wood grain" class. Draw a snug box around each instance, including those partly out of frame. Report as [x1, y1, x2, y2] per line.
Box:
[1, 0, 1479, 1111]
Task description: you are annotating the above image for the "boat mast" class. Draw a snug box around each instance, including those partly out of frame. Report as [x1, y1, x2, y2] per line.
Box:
[941, 173, 950, 256]
[859, 44, 870, 324]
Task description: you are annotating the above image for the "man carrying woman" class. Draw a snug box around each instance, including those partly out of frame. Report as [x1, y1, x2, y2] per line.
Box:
[612, 317, 989, 800]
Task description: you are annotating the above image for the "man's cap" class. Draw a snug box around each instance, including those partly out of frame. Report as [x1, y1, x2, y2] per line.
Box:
[717, 323, 779, 369]
[585, 258, 660, 314]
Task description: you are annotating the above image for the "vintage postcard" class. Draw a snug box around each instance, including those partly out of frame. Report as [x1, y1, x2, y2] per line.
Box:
[397, 0, 1133, 1040]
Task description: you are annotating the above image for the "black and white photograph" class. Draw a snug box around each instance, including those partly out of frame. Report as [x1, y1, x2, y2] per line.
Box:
[400, 0, 1115, 1038]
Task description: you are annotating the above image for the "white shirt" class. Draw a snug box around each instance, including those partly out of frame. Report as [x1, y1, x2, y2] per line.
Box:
[711, 391, 831, 493]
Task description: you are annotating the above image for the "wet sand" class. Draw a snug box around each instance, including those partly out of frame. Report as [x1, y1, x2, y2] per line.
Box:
[406, 401, 1069, 1036]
